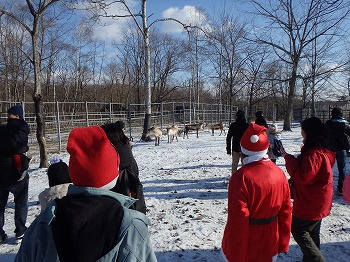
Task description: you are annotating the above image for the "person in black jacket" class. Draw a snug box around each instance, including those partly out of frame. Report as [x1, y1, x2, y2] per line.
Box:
[101, 121, 147, 214]
[324, 107, 350, 195]
[0, 105, 30, 243]
[254, 111, 268, 128]
[226, 110, 249, 174]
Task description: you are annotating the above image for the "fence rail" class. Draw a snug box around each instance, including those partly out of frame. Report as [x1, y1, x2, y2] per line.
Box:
[1, 100, 338, 153]
[1, 101, 239, 152]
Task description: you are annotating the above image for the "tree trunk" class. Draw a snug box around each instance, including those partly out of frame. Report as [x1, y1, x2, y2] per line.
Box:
[283, 63, 298, 131]
[141, 0, 151, 141]
[33, 94, 48, 168]
[141, 36, 151, 140]
[32, 17, 48, 168]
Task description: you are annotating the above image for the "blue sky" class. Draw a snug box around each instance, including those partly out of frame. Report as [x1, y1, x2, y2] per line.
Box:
[90, 0, 246, 42]
[147, 0, 245, 32]
[147, 0, 219, 18]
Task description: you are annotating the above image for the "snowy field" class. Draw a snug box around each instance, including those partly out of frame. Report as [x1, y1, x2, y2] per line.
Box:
[0, 124, 350, 261]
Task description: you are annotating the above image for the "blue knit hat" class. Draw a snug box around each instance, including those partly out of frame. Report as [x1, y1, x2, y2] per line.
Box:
[7, 105, 24, 119]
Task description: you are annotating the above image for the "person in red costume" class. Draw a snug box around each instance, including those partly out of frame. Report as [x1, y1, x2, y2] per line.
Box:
[281, 117, 336, 262]
[222, 123, 292, 262]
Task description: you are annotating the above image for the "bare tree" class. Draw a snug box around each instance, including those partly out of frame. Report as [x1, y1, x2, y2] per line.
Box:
[0, 16, 31, 103]
[88, 0, 190, 140]
[114, 25, 145, 106]
[150, 30, 185, 104]
[205, 10, 248, 123]
[300, 29, 348, 116]
[0, 0, 71, 167]
[251, 0, 350, 130]
[241, 47, 271, 119]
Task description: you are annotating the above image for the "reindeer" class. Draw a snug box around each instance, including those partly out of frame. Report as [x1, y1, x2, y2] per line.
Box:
[166, 124, 181, 143]
[210, 122, 226, 136]
[147, 127, 162, 146]
[183, 122, 203, 139]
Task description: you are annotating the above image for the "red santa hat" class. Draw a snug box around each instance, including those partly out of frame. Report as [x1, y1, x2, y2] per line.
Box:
[240, 123, 269, 156]
[67, 126, 120, 189]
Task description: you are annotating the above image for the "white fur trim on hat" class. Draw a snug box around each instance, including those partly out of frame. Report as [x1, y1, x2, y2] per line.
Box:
[240, 123, 269, 156]
[241, 146, 268, 156]
[100, 176, 119, 190]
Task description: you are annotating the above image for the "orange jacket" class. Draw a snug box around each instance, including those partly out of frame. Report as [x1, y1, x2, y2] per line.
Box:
[222, 160, 292, 262]
[285, 147, 336, 220]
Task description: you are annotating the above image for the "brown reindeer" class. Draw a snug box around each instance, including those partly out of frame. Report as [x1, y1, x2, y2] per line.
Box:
[147, 127, 162, 146]
[210, 122, 226, 136]
[166, 124, 180, 143]
[183, 122, 203, 139]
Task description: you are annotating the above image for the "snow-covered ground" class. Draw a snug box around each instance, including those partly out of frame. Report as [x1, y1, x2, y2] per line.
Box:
[1, 124, 350, 261]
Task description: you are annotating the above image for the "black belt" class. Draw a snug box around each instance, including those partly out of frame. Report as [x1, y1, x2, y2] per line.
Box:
[249, 215, 277, 225]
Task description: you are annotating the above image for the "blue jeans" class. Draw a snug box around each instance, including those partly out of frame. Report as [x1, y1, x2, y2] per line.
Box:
[336, 150, 347, 192]
[0, 174, 28, 236]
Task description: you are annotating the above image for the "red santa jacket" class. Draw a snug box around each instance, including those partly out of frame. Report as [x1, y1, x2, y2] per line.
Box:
[222, 159, 292, 262]
[284, 147, 336, 220]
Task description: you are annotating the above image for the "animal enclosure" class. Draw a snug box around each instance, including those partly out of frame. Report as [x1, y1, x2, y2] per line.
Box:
[1, 100, 334, 152]
[0, 101, 237, 152]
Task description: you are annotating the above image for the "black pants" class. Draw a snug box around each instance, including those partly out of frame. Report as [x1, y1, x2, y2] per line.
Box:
[0, 174, 29, 237]
[292, 216, 325, 262]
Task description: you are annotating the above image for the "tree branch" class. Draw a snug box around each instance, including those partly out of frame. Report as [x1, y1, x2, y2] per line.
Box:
[0, 8, 32, 33]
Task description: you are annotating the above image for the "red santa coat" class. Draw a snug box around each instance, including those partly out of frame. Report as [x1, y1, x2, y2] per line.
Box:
[222, 159, 292, 262]
[284, 147, 335, 220]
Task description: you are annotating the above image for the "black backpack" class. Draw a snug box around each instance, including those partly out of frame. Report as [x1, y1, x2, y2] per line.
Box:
[272, 139, 282, 157]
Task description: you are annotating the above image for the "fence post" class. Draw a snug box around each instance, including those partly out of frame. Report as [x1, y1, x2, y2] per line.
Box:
[20, 101, 25, 119]
[202, 103, 204, 124]
[128, 104, 132, 141]
[223, 104, 227, 124]
[109, 102, 112, 123]
[56, 101, 62, 151]
[160, 102, 163, 129]
[172, 102, 175, 125]
[190, 102, 196, 124]
[183, 102, 186, 124]
[85, 101, 89, 126]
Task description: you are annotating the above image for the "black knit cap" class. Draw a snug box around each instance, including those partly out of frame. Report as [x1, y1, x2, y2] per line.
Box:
[236, 110, 245, 120]
[48, 160, 71, 187]
[115, 120, 125, 130]
[331, 107, 342, 118]
[255, 111, 264, 118]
